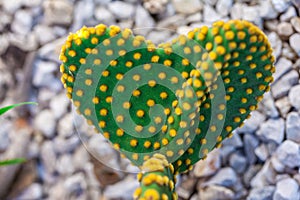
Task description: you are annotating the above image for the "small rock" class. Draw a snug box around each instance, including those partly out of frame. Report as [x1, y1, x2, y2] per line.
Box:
[216, 0, 233, 17]
[56, 154, 75, 175]
[9, 32, 39, 51]
[49, 93, 69, 119]
[71, 0, 94, 31]
[277, 22, 294, 37]
[256, 118, 284, 144]
[148, 30, 172, 44]
[177, 178, 197, 199]
[172, 0, 203, 14]
[276, 174, 291, 182]
[199, 185, 234, 200]
[203, 4, 222, 23]
[291, 17, 300, 33]
[259, 0, 279, 19]
[186, 13, 202, 24]
[286, 112, 300, 143]
[273, 178, 300, 200]
[206, 167, 237, 187]
[34, 25, 56, 45]
[103, 176, 139, 199]
[73, 146, 90, 170]
[193, 149, 221, 177]
[236, 111, 266, 133]
[255, 144, 269, 161]
[40, 141, 57, 174]
[202, 0, 218, 6]
[53, 136, 80, 154]
[0, 122, 10, 151]
[271, 155, 286, 173]
[271, 70, 299, 99]
[143, 0, 168, 14]
[11, 9, 33, 35]
[94, 6, 115, 24]
[17, 183, 43, 200]
[282, 42, 297, 60]
[230, 3, 243, 19]
[32, 60, 57, 88]
[64, 173, 88, 199]
[271, 0, 290, 13]
[258, 92, 279, 118]
[244, 134, 260, 164]
[243, 165, 262, 188]
[290, 33, 300, 56]
[276, 140, 300, 168]
[134, 5, 155, 35]
[43, 0, 73, 25]
[247, 186, 275, 200]
[57, 113, 74, 138]
[219, 146, 236, 165]
[108, 1, 135, 19]
[280, 6, 296, 21]
[34, 109, 56, 138]
[268, 32, 282, 58]
[1, 0, 23, 13]
[273, 57, 293, 82]
[251, 161, 276, 187]
[275, 97, 292, 117]
[242, 5, 262, 26]
[222, 133, 243, 148]
[229, 152, 248, 173]
[265, 20, 279, 32]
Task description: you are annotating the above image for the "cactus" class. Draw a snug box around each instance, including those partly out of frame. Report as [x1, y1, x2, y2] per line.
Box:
[59, 20, 275, 199]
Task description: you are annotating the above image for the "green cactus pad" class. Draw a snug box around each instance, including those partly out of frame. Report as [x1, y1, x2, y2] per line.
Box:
[59, 20, 275, 176]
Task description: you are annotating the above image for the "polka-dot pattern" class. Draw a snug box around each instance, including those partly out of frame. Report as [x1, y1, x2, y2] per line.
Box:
[59, 20, 275, 199]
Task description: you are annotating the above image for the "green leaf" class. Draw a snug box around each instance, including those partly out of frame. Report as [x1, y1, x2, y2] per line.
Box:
[0, 158, 26, 166]
[0, 102, 38, 116]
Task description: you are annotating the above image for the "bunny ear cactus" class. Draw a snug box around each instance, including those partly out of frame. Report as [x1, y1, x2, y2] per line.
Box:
[59, 20, 275, 199]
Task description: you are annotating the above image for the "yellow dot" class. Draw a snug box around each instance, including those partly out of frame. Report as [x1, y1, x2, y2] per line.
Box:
[217, 114, 224, 120]
[148, 80, 156, 87]
[166, 151, 174, 157]
[144, 64, 151, 70]
[209, 52, 217, 60]
[94, 59, 101, 65]
[84, 109, 91, 116]
[246, 88, 253, 94]
[110, 60, 118, 66]
[161, 125, 168, 133]
[237, 31, 246, 40]
[153, 142, 160, 149]
[169, 129, 177, 137]
[99, 121, 106, 128]
[241, 98, 247, 103]
[181, 71, 189, 79]
[68, 50, 76, 57]
[180, 121, 187, 128]
[103, 132, 110, 139]
[182, 58, 189, 66]
[148, 126, 156, 133]
[171, 76, 179, 84]
[164, 108, 171, 115]
[151, 55, 160, 63]
[117, 38, 125, 46]
[133, 52, 142, 60]
[175, 107, 182, 115]
[162, 138, 169, 146]
[130, 74, 140, 82]
[144, 189, 159, 199]
[85, 79, 92, 86]
[227, 86, 234, 92]
[164, 59, 172, 66]
[193, 45, 201, 53]
[76, 90, 83, 97]
[239, 108, 247, 114]
[205, 42, 213, 51]
[91, 37, 99, 45]
[250, 63, 257, 69]
[115, 73, 123, 80]
[102, 70, 109, 77]
[137, 110, 145, 118]
[147, 99, 155, 107]
[234, 117, 241, 123]
[130, 139, 138, 147]
[225, 31, 235, 40]
[216, 46, 226, 55]
[256, 72, 263, 79]
[133, 89, 141, 97]
[99, 85, 108, 92]
[241, 78, 247, 83]
[100, 108, 107, 116]
[135, 125, 143, 132]
[154, 117, 162, 124]
[144, 141, 151, 148]
[200, 115, 205, 121]
[116, 115, 124, 123]
[224, 78, 230, 84]
[69, 65, 77, 72]
[106, 49, 113, 56]
[117, 85, 125, 92]
[106, 96, 113, 103]
[158, 72, 166, 80]
[119, 50, 126, 56]
[123, 102, 131, 109]
[116, 128, 124, 136]
[132, 153, 139, 160]
[103, 39, 110, 46]
[238, 70, 245, 75]
[125, 61, 133, 68]
[168, 116, 174, 124]
[193, 79, 202, 88]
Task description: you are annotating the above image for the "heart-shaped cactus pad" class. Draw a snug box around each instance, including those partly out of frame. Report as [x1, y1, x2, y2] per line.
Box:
[59, 20, 275, 174]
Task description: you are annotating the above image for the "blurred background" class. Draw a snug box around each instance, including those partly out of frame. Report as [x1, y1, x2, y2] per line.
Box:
[0, 0, 300, 199]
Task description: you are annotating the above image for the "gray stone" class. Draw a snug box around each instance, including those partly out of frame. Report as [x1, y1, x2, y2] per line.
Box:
[229, 152, 247, 173]
[11, 9, 33, 35]
[242, 5, 262, 26]
[32, 61, 57, 87]
[255, 144, 269, 161]
[273, 57, 293, 82]
[134, 5, 155, 35]
[56, 154, 75, 175]
[271, 70, 299, 99]
[108, 1, 135, 19]
[148, 30, 172, 44]
[247, 186, 275, 200]
[275, 97, 292, 118]
[1, 0, 23, 13]
[34, 25, 56, 45]
[286, 112, 300, 143]
[265, 20, 280, 32]
[193, 149, 221, 177]
[243, 165, 262, 188]
[50, 93, 69, 119]
[282, 42, 297, 60]
[202, 0, 218, 6]
[271, 156, 286, 173]
[40, 141, 57, 174]
[53, 136, 80, 154]
[43, 0, 73, 25]
[244, 134, 260, 164]
[274, 178, 300, 200]
[276, 174, 291, 182]
[94, 6, 115, 24]
[64, 173, 88, 199]
[103, 176, 139, 199]
[276, 140, 300, 168]
[157, 15, 186, 28]
[271, 0, 290, 13]
[17, 183, 43, 200]
[222, 133, 243, 148]
[73, 146, 90, 170]
[199, 185, 234, 200]
[268, 32, 282, 58]
[290, 33, 300, 56]
[258, 92, 279, 118]
[216, 0, 233, 17]
[34, 109, 56, 138]
[203, 4, 222, 23]
[277, 22, 294, 37]
[143, 0, 168, 14]
[186, 13, 202, 24]
[230, 3, 244, 19]
[291, 17, 300, 33]
[0, 122, 10, 151]
[9, 32, 38, 51]
[206, 167, 237, 187]
[0, 34, 9, 55]
[280, 6, 297, 21]
[236, 111, 266, 133]
[58, 114, 74, 138]
[251, 161, 276, 187]
[172, 0, 203, 14]
[219, 146, 235, 165]
[259, 0, 279, 19]
[256, 118, 284, 144]
[70, 0, 94, 32]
